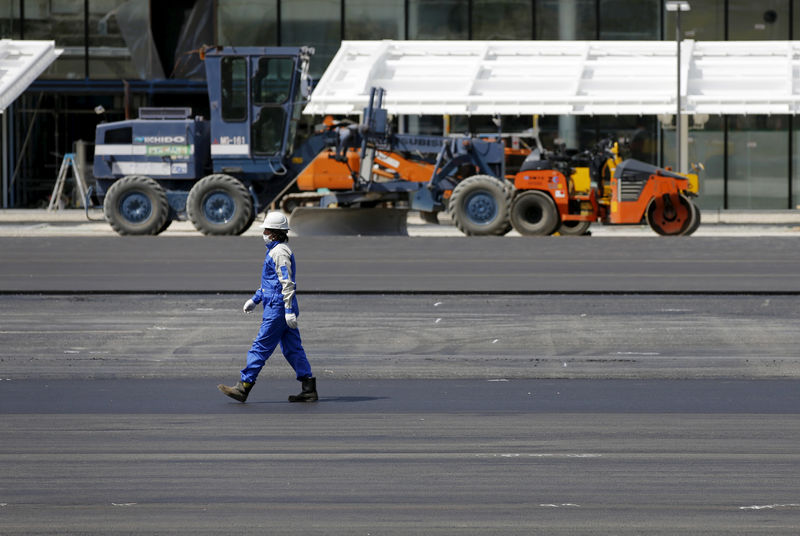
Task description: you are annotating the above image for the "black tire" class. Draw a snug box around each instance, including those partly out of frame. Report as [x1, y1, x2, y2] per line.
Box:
[103, 175, 169, 236]
[646, 193, 693, 236]
[187, 174, 253, 235]
[510, 190, 559, 236]
[681, 198, 701, 236]
[557, 220, 592, 236]
[157, 217, 173, 234]
[447, 175, 512, 236]
[499, 179, 516, 235]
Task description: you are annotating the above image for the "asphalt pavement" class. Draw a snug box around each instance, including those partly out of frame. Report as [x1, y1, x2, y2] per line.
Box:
[2, 379, 800, 535]
[2, 208, 800, 534]
[2, 233, 800, 293]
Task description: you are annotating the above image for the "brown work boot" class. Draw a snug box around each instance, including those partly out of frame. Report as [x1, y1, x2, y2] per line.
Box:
[288, 377, 318, 402]
[217, 380, 253, 403]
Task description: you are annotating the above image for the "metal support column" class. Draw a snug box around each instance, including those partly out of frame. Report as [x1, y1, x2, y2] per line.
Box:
[667, 1, 691, 173]
[1, 111, 7, 208]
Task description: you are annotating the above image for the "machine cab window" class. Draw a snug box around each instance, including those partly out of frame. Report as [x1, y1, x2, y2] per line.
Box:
[104, 127, 132, 144]
[252, 57, 294, 105]
[221, 56, 247, 122]
[251, 57, 294, 155]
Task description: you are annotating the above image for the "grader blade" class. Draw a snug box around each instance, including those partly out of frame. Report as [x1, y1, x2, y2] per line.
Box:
[289, 207, 409, 236]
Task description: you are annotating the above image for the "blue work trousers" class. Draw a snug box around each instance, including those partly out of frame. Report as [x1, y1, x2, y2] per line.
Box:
[240, 305, 312, 383]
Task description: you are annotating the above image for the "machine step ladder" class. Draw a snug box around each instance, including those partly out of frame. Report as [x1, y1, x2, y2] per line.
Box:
[48, 153, 91, 211]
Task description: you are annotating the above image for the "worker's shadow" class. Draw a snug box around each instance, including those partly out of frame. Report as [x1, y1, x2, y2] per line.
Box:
[322, 396, 388, 403]
[247, 396, 388, 405]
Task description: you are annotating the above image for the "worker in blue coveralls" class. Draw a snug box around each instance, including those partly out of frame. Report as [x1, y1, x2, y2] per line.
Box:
[217, 211, 318, 403]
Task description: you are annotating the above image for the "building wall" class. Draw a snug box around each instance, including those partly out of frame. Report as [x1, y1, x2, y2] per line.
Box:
[1, 0, 799, 209]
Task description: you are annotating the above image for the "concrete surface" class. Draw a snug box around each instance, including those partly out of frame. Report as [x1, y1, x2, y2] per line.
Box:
[1, 208, 800, 237]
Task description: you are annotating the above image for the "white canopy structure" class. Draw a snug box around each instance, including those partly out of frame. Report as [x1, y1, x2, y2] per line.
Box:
[305, 39, 800, 117]
[0, 39, 62, 113]
[0, 39, 62, 207]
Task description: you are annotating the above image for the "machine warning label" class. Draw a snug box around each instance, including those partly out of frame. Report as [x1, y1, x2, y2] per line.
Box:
[146, 145, 192, 157]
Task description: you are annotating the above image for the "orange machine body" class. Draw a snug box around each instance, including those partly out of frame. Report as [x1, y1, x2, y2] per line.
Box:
[296, 148, 435, 191]
[608, 171, 693, 227]
[513, 156, 697, 227]
[513, 169, 602, 223]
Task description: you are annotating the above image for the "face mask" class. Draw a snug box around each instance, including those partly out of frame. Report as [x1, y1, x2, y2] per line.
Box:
[263, 234, 271, 244]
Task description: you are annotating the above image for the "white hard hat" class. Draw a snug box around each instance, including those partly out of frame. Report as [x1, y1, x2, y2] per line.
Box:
[260, 211, 290, 231]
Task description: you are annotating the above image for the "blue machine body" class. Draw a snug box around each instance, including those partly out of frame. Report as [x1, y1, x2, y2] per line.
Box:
[94, 111, 210, 183]
[92, 46, 313, 201]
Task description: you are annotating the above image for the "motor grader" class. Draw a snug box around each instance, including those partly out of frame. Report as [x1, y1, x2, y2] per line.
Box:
[282, 87, 510, 235]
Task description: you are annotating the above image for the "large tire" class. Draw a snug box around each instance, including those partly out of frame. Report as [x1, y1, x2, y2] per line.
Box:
[510, 190, 559, 236]
[681, 198, 701, 236]
[447, 175, 512, 236]
[157, 217, 173, 234]
[187, 174, 253, 235]
[103, 175, 169, 236]
[646, 193, 693, 236]
[557, 220, 592, 236]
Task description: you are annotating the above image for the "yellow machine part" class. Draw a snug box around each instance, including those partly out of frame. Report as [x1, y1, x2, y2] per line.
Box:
[686, 172, 699, 194]
[570, 167, 591, 193]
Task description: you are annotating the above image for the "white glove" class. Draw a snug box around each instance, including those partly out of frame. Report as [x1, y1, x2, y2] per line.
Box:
[285, 313, 298, 329]
[243, 299, 256, 314]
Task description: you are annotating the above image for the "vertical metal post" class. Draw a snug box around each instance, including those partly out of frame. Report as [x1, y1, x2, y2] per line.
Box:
[667, 1, 690, 172]
[276, 0, 281, 45]
[1, 111, 7, 208]
[789, 116, 793, 209]
[84, 0, 89, 78]
[676, 9, 681, 172]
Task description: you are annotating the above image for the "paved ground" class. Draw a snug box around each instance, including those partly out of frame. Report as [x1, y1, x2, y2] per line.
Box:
[2, 294, 799, 381]
[3, 234, 800, 293]
[1, 208, 800, 237]
[2, 208, 799, 534]
[2, 379, 800, 535]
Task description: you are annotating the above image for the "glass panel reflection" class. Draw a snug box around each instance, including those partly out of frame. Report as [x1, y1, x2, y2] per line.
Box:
[345, 0, 403, 39]
[218, 0, 278, 46]
[473, 0, 532, 40]
[409, 0, 467, 39]
[728, 115, 788, 209]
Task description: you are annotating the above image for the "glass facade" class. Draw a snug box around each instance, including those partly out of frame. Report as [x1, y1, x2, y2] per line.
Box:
[664, 0, 724, 40]
[536, 0, 597, 40]
[1, 0, 799, 209]
[472, 0, 532, 40]
[729, 0, 789, 40]
[345, 0, 404, 40]
[281, 0, 340, 78]
[217, 0, 279, 46]
[794, 119, 800, 209]
[688, 116, 725, 209]
[599, 0, 660, 40]
[727, 115, 789, 209]
[409, 0, 468, 40]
